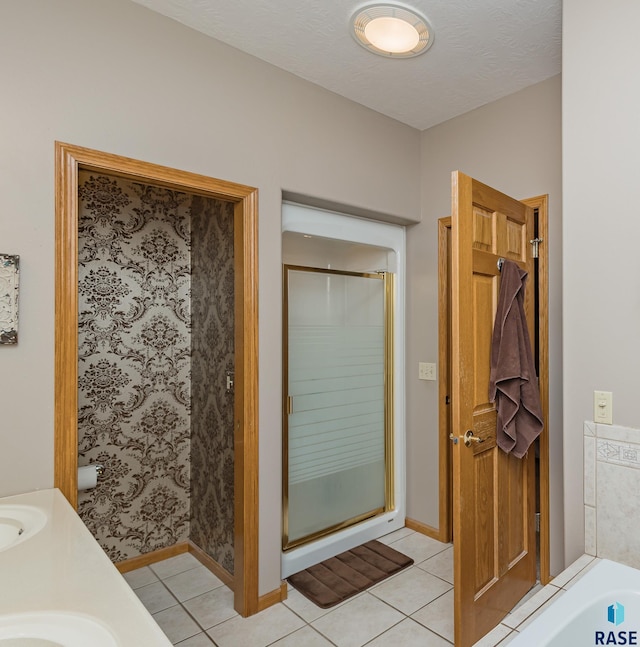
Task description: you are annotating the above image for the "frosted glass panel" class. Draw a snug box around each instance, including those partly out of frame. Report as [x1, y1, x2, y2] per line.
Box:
[286, 268, 387, 545]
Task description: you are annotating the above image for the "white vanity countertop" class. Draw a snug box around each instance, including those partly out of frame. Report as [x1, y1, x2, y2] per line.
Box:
[0, 488, 172, 646]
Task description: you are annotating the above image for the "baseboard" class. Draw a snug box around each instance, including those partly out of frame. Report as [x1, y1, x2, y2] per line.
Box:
[188, 540, 235, 590]
[257, 582, 288, 611]
[116, 540, 283, 613]
[115, 542, 189, 574]
[115, 540, 236, 591]
[405, 517, 446, 542]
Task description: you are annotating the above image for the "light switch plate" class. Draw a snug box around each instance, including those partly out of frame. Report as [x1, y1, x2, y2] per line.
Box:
[419, 362, 436, 381]
[594, 390, 613, 425]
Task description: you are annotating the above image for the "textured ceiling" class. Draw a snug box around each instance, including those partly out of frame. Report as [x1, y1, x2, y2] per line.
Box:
[129, 0, 562, 131]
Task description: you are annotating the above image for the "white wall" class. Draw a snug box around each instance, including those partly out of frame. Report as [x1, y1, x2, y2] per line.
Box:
[1, 0, 574, 596]
[408, 75, 564, 574]
[563, 0, 640, 566]
[0, 0, 420, 596]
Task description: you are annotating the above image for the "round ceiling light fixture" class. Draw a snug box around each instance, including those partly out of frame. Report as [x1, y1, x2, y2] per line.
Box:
[350, 3, 434, 58]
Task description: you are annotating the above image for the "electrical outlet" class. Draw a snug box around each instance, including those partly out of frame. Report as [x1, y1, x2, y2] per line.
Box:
[419, 362, 436, 381]
[594, 390, 613, 425]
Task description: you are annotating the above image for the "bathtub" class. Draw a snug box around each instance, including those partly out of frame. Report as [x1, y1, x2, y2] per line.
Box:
[510, 559, 640, 646]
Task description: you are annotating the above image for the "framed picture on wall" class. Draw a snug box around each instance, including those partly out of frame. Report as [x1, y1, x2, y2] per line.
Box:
[0, 253, 19, 344]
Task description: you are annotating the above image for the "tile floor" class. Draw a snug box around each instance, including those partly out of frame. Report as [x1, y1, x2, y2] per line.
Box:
[124, 527, 579, 647]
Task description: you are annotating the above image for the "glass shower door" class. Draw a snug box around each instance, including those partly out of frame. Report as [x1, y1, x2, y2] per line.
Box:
[283, 265, 393, 549]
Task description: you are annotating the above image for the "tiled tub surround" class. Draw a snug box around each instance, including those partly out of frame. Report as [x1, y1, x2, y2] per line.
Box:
[583, 421, 640, 566]
[0, 489, 171, 646]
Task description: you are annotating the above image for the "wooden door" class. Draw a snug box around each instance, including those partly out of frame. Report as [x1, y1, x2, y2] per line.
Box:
[451, 171, 537, 646]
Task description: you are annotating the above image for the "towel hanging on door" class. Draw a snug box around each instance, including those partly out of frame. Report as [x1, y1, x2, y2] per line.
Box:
[489, 259, 543, 458]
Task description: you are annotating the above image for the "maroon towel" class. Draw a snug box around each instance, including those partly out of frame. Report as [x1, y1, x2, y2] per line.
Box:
[489, 259, 543, 458]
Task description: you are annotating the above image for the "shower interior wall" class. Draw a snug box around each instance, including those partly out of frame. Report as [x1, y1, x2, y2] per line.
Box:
[76, 170, 235, 570]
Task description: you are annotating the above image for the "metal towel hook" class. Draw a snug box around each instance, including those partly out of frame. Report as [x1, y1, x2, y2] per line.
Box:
[497, 257, 505, 271]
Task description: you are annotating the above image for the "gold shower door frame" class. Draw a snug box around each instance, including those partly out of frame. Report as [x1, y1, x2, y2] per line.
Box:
[282, 264, 394, 551]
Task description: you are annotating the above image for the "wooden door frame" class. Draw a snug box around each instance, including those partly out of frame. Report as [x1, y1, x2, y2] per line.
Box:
[53, 141, 260, 616]
[437, 194, 550, 584]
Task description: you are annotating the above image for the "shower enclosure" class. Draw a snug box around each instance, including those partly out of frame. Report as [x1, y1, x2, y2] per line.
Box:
[283, 266, 394, 549]
[281, 203, 405, 578]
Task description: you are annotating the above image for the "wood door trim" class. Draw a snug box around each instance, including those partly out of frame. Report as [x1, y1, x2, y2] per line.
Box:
[437, 217, 452, 543]
[115, 542, 190, 574]
[53, 141, 260, 617]
[522, 194, 550, 585]
[437, 196, 550, 583]
[258, 582, 288, 611]
[188, 539, 235, 590]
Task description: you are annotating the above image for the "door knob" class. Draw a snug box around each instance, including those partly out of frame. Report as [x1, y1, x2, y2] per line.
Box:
[463, 430, 484, 447]
[449, 430, 484, 447]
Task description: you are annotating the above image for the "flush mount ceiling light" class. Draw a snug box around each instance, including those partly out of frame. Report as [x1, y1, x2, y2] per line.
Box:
[350, 3, 434, 58]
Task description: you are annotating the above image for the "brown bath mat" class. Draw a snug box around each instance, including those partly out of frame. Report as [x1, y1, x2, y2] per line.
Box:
[287, 539, 414, 608]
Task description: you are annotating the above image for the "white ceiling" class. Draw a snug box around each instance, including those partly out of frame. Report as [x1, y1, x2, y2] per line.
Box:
[130, 0, 561, 131]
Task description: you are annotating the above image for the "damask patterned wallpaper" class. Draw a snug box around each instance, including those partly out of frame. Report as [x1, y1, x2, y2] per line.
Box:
[191, 196, 235, 574]
[76, 171, 235, 567]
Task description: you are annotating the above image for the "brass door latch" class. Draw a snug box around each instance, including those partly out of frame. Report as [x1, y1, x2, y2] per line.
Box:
[449, 430, 485, 447]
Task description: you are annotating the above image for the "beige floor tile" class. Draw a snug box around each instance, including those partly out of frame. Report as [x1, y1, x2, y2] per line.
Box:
[150, 553, 202, 580]
[122, 565, 159, 590]
[418, 546, 453, 584]
[511, 583, 543, 611]
[386, 532, 450, 564]
[174, 632, 216, 646]
[516, 589, 565, 632]
[269, 625, 336, 646]
[496, 630, 518, 645]
[472, 623, 514, 647]
[377, 527, 415, 545]
[547, 553, 595, 589]
[562, 556, 599, 590]
[366, 618, 452, 647]
[311, 592, 404, 647]
[411, 589, 454, 642]
[163, 564, 226, 602]
[153, 604, 202, 644]
[502, 584, 559, 629]
[282, 587, 334, 623]
[135, 580, 179, 614]
[183, 585, 237, 629]
[370, 566, 451, 615]
[207, 602, 305, 647]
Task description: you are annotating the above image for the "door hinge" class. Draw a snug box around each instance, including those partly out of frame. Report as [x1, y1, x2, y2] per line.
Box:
[530, 237, 543, 259]
[287, 395, 294, 415]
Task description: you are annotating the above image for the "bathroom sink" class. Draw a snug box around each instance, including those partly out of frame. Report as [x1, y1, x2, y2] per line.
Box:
[0, 612, 117, 647]
[0, 506, 47, 552]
